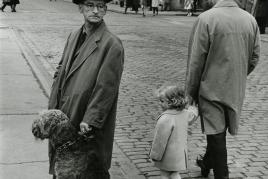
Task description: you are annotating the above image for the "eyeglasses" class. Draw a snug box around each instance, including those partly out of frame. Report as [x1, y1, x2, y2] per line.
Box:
[83, 3, 106, 11]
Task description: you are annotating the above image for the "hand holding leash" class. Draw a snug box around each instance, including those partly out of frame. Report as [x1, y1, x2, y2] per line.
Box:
[80, 122, 92, 134]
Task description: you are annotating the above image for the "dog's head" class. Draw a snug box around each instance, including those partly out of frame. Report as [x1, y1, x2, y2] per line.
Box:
[32, 109, 69, 140]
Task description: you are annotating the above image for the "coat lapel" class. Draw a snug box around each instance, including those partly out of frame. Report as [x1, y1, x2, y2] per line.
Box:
[65, 35, 97, 82]
[63, 21, 107, 86]
[65, 28, 82, 75]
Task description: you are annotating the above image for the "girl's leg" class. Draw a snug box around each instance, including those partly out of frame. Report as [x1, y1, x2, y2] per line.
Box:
[156, 7, 158, 15]
[170, 171, 181, 179]
[160, 170, 170, 179]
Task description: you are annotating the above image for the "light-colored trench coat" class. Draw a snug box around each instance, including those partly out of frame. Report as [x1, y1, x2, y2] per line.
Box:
[149, 107, 198, 171]
[48, 21, 124, 174]
[185, 0, 260, 135]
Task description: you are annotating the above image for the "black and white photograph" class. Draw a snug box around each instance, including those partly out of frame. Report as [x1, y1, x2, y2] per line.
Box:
[0, 0, 267, 178]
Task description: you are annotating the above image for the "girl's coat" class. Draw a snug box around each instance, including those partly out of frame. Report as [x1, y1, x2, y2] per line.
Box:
[150, 107, 197, 171]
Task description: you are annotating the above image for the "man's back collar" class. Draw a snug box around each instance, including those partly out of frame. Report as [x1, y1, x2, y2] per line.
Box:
[214, 0, 239, 8]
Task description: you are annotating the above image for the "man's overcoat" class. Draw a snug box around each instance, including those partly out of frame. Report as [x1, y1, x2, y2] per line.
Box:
[48, 21, 124, 174]
[186, 0, 260, 135]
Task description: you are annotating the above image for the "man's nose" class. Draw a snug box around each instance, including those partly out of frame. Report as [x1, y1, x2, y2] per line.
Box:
[92, 6, 98, 13]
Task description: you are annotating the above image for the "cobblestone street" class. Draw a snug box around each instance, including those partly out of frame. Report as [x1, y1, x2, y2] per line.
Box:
[1, 0, 268, 178]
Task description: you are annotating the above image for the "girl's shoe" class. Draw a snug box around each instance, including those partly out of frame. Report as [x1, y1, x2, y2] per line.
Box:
[196, 155, 210, 177]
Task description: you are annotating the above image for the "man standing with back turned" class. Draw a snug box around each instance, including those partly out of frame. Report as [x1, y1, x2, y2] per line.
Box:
[48, 0, 124, 178]
[185, 0, 260, 178]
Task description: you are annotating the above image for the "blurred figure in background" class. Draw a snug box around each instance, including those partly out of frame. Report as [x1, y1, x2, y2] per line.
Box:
[192, 0, 198, 13]
[124, 0, 132, 13]
[132, 0, 140, 14]
[254, 0, 268, 34]
[163, 0, 170, 11]
[151, 0, 159, 16]
[119, 0, 124, 7]
[141, 0, 147, 16]
[184, 0, 193, 16]
[1, 0, 20, 12]
[159, 0, 164, 11]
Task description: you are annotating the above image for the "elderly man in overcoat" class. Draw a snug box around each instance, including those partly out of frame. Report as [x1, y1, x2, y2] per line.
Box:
[48, 0, 124, 178]
[185, 0, 260, 178]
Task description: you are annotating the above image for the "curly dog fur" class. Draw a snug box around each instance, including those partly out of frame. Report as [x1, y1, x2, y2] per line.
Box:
[32, 109, 93, 179]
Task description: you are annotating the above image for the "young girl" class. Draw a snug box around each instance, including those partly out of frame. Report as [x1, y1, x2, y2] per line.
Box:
[150, 85, 198, 179]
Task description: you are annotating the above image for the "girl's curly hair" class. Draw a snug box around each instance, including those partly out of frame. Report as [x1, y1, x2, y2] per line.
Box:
[156, 85, 189, 111]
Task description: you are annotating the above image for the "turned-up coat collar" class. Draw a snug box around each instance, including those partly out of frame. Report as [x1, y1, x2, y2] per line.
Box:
[214, 0, 239, 8]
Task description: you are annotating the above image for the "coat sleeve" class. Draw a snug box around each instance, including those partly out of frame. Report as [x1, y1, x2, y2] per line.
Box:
[149, 115, 174, 161]
[185, 17, 209, 103]
[53, 33, 71, 79]
[248, 23, 260, 75]
[82, 41, 124, 129]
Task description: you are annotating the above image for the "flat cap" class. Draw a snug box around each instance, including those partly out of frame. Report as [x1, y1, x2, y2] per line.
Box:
[73, 0, 112, 4]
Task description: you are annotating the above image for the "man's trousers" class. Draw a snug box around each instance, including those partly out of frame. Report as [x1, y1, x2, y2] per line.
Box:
[203, 131, 229, 179]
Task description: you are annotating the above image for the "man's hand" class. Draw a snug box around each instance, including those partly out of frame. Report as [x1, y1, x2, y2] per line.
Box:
[80, 122, 92, 134]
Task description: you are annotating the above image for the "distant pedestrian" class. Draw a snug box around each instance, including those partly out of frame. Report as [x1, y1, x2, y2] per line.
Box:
[124, 0, 132, 13]
[1, 0, 20, 12]
[159, 0, 164, 11]
[140, 0, 147, 16]
[132, 0, 139, 14]
[254, 0, 268, 34]
[119, 0, 124, 7]
[163, 0, 170, 11]
[150, 86, 198, 179]
[186, 0, 260, 178]
[192, 0, 197, 13]
[151, 0, 159, 15]
[184, 0, 193, 16]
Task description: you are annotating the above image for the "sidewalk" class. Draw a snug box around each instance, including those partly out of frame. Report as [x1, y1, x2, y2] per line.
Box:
[0, 27, 145, 179]
[0, 27, 50, 179]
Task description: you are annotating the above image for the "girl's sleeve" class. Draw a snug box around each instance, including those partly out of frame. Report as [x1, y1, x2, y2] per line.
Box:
[149, 115, 174, 161]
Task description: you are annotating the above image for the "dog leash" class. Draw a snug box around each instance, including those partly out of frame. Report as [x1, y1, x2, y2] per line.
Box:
[56, 132, 94, 153]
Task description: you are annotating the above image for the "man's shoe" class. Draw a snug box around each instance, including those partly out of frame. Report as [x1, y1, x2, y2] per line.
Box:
[196, 155, 210, 177]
